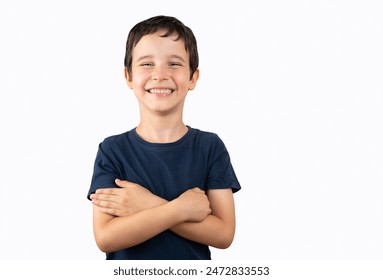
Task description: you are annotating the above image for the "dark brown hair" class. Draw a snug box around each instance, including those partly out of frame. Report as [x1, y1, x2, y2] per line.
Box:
[124, 15, 199, 79]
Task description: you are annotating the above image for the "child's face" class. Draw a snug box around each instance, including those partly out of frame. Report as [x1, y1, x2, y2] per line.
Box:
[125, 31, 199, 116]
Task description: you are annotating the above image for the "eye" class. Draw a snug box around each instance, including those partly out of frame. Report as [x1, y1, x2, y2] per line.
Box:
[141, 62, 154, 67]
[169, 62, 182, 67]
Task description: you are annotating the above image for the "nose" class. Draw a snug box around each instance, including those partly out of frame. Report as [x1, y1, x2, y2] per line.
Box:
[151, 65, 168, 81]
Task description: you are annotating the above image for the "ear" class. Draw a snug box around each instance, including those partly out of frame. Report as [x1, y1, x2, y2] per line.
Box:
[124, 68, 133, 89]
[188, 68, 200, 91]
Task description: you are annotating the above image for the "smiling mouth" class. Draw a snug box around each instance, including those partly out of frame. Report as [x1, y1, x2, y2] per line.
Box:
[147, 88, 174, 96]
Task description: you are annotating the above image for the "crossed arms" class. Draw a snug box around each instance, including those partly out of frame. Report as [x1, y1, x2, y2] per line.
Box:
[90, 179, 236, 253]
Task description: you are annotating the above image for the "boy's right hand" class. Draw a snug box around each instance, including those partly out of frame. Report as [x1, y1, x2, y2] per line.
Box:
[176, 188, 211, 222]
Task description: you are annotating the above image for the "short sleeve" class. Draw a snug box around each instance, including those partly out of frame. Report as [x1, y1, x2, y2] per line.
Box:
[87, 141, 120, 200]
[206, 137, 241, 193]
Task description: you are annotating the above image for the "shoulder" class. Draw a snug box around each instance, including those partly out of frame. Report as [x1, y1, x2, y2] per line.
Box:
[191, 127, 221, 143]
[102, 131, 129, 144]
[191, 127, 225, 146]
[98, 130, 133, 152]
[189, 127, 227, 155]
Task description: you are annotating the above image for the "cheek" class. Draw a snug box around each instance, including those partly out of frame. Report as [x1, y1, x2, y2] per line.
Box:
[131, 74, 147, 88]
[174, 73, 191, 86]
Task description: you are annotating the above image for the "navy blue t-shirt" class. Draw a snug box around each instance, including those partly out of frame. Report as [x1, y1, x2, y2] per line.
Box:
[88, 126, 241, 260]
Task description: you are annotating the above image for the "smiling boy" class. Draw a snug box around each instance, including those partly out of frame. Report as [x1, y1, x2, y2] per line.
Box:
[88, 15, 241, 260]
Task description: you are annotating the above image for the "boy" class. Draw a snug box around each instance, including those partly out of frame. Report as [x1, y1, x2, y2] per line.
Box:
[88, 15, 241, 260]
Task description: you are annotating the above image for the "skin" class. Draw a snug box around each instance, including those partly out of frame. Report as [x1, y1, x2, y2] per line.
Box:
[90, 31, 236, 253]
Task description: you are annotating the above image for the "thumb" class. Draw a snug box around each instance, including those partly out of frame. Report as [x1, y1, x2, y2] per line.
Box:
[192, 187, 204, 193]
[115, 178, 129, 188]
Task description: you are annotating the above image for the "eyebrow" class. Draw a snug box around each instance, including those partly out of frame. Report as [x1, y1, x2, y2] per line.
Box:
[136, 55, 153, 62]
[168, 55, 186, 62]
[136, 55, 186, 63]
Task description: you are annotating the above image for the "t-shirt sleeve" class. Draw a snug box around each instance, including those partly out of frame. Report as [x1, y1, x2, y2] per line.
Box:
[87, 141, 120, 200]
[206, 136, 241, 193]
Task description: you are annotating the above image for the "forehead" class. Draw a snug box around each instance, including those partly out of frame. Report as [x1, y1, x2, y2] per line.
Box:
[133, 31, 188, 59]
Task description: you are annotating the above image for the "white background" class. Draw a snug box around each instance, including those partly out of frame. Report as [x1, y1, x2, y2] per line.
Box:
[0, 0, 382, 260]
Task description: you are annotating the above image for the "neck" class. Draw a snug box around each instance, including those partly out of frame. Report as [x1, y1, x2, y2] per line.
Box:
[136, 114, 188, 143]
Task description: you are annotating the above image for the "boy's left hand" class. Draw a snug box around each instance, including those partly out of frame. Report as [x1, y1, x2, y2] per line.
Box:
[90, 179, 164, 217]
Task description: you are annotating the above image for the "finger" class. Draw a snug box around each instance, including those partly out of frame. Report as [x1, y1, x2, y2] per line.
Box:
[95, 188, 114, 195]
[93, 193, 121, 203]
[99, 207, 120, 216]
[115, 178, 130, 188]
[95, 187, 122, 195]
[92, 198, 118, 209]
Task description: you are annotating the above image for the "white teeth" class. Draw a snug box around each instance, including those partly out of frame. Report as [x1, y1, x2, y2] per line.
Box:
[149, 89, 172, 94]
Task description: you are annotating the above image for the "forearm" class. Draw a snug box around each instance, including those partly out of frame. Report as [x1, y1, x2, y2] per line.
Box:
[142, 194, 235, 248]
[171, 215, 235, 249]
[93, 200, 184, 253]
[93, 187, 211, 253]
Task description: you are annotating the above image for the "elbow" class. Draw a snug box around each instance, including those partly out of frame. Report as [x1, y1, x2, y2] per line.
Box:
[213, 230, 235, 249]
[95, 234, 114, 253]
[215, 239, 233, 249]
[94, 228, 135, 253]
[97, 243, 111, 254]
[94, 229, 127, 253]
